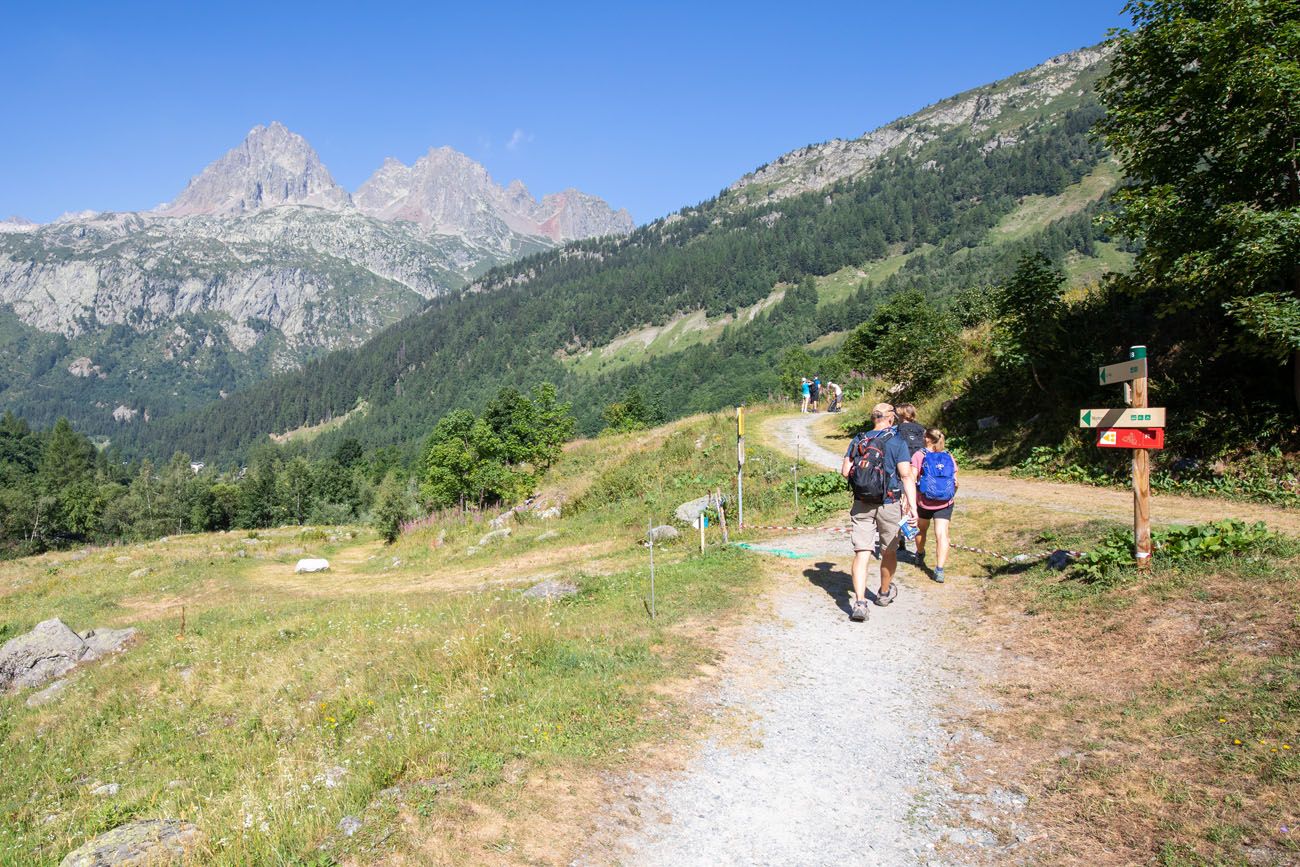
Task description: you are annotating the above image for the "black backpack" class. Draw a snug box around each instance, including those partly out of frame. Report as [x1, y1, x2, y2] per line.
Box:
[897, 422, 926, 456]
[849, 430, 895, 503]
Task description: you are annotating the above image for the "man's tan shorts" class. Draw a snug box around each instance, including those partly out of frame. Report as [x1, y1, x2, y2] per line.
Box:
[849, 499, 902, 554]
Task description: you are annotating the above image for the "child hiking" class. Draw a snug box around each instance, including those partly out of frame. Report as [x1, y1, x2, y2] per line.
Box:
[840, 403, 917, 622]
[911, 427, 958, 583]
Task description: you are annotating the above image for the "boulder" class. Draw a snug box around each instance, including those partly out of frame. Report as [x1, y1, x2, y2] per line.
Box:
[489, 512, 513, 530]
[81, 628, 138, 662]
[59, 818, 200, 867]
[538, 506, 562, 520]
[536, 530, 560, 542]
[127, 568, 150, 579]
[0, 619, 87, 690]
[673, 496, 711, 525]
[478, 528, 511, 546]
[648, 525, 679, 543]
[521, 580, 579, 600]
[977, 415, 1000, 430]
[294, 558, 330, 574]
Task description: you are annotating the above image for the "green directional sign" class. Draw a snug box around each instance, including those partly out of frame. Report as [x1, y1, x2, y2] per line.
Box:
[1079, 407, 1166, 428]
[1098, 357, 1147, 385]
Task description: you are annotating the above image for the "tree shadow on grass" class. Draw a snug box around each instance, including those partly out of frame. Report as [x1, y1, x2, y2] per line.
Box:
[803, 560, 855, 614]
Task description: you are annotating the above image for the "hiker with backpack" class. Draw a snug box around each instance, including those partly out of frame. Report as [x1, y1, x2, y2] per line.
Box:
[810, 376, 822, 412]
[894, 403, 926, 457]
[911, 427, 958, 583]
[839, 403, 918, 622]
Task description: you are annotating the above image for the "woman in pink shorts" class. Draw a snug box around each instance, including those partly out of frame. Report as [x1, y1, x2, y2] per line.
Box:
[910, 427, 958, 583]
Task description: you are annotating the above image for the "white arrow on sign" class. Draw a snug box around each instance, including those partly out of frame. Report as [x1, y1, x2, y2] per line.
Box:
[1079, 407, 1166, 428]
[1098, 357, 1147, 385]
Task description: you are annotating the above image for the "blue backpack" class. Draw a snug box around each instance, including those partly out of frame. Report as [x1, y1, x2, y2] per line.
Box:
[917, 451, 956, 502]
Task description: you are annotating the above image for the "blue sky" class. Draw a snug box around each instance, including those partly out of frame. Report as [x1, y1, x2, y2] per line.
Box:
[3, 1, 1127, 224]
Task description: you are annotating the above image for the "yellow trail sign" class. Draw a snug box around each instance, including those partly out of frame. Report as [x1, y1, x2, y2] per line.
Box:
[1079, 407, 1166, 428]
[1098, 356, 1148, 385]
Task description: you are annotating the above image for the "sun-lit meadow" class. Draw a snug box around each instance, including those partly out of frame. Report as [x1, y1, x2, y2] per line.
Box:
[0, 410, 817, 865]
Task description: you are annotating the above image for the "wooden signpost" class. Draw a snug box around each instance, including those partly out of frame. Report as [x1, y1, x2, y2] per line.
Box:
[1078, 407, 1166, 428]
[1083, 346, 1160, 569]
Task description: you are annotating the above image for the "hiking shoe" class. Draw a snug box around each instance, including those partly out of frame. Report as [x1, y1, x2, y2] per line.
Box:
[874, 583, 898, 606]
[933, 567, 945, 584]
[915, 550, 926, 567]
[849, 600, 869, 622]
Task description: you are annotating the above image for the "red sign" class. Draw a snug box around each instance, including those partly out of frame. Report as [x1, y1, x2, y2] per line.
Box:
[1097, 427, 1164, 450]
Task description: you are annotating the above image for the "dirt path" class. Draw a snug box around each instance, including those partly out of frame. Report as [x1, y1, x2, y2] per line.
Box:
[581, 414, 1020, 865]
[767, 412, 1300, 535]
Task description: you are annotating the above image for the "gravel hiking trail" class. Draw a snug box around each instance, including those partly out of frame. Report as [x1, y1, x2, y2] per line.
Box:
[579, 413, 1008, 866]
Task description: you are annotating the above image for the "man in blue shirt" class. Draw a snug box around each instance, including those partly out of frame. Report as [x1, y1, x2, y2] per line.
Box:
[839, 403, 918, 622]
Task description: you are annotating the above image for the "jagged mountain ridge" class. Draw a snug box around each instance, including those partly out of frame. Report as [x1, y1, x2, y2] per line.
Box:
[0, 124, 631, 432]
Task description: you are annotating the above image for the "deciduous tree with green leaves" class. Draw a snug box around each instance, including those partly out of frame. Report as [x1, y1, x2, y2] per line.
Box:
[1098, 0, 1300, 402]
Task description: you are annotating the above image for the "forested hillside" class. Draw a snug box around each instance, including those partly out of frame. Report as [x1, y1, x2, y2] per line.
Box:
[119, 49, 1119, 463]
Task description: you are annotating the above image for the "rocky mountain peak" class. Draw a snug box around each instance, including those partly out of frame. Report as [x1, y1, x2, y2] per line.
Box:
[354, 147, 632, 243]
[159, 122, 351, 217]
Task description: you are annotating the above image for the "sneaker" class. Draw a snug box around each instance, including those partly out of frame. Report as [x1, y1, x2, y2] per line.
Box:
[915, 550, 926, 567]
[874, 583, 898, 606]
[849, 600, 869, 622]
[933, 567, 945, 584]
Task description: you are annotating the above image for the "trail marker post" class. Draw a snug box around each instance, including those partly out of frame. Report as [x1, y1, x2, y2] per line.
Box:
[1129, 346, 1153, 569]
[793, 437, 800, 519]
[647, 518, 657, 619]
[1085, 345, 1159, 570]
[736, 406, 745, 530]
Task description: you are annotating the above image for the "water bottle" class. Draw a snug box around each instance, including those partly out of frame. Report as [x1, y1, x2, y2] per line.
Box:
[898, 516, 918, 542]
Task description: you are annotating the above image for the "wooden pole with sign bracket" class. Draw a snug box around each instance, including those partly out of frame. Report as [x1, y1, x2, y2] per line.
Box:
[1129, 346, 1153, 570]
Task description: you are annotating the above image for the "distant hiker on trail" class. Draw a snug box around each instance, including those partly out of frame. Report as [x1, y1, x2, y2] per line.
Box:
[840, 402, 917, 622]
[800, 378, 811, 413]
[810, 376, 821, 412]
[894, 403, 926, 456]
[912, 427, 958, 584]
[828, 381, 843, 413]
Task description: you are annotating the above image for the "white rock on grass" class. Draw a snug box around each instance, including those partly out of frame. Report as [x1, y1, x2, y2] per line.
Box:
[674, 496, 711, 525]
[128, 567, 150, 579]
[648, 525, 679, 543]
[59, 818, 200, 867]
[294, 558, 330, 574]
[89, 782, 120, 797]
[477, 528, 511, 547]
[538, 507, 562, 520]
[338, 816, 362, 837]
[521, 580, 579, 600]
